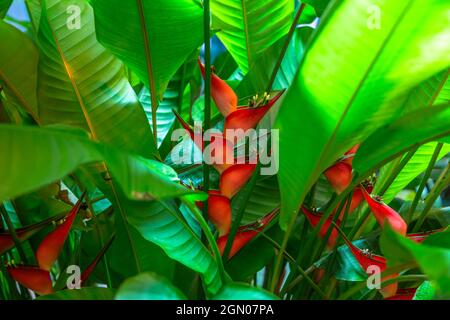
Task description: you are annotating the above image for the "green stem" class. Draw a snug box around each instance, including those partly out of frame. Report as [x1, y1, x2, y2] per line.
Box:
[412, 162, 450, 232]
[0, 204, 28, 264]
[266, 3, 306, 93]
[406, 143, 443, 224]
[202, 0, 211, 227]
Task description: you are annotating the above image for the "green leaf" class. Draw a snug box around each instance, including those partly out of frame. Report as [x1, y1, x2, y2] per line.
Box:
[91, 0, 203, 109]
[115, 273, 186, 300]
[379, 143, 450, 204]
[211, 0, 294, 73]
[0, 0, 12, 18]
[354, 104, 450, 175]
[413, 281, 436, 300]
[37, 0, 155, 157]
[213, 283, 278, 300]
[0, 19, 38, 118]
[125, 200, 223, 295]
[380, 227, 450, 298]
[38, 288, 116, 300]
[0, 125, 199, 204]
[276, 0, 450, 228]
[303, 0, 331, 16]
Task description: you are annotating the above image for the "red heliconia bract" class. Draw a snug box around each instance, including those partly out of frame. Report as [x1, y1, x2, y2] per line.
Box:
[207, 191, 232, 236]
[220, 163, 257, 198]
[342, 144, 360, 166]
[337, 227, 398, 298]
[324, 162, 353, 194]
[362, 189, 407, 236]
[333, 184, 374, 219]
[7, 266, 53, 295]
[301, 207, 340, 250]
[198, 59, 238, 117]
[36, 195, 84, 271]
[384, 288, 417, 300]
[217, 210, 277, 259]
[224, 90, 285, 132]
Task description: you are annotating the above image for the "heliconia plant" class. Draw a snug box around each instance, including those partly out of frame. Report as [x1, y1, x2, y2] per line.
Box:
[0, 0, 448, 302]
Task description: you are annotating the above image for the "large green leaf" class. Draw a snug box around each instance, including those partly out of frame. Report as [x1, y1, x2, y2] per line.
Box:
[0, 125, 198, 204]
[0, 0, 12, 18]
[211, 0, 294, 73]
[275, 0, 450, 228]
[0, 19, 38, 118]
[124, 200, 223, 295]
[91, 0, 203, 124]
[380, 227, 450, 297]
[213, 283, 278, 300]
[115, 273, 186, 300]
[354, 104, 450, 175]
[36, 0, 155, 157]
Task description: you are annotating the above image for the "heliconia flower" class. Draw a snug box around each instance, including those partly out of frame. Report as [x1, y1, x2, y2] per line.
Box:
[384, 288, 417, 300]
[220, 163, 257, 198]
[0, 214, 65, 256]
[341, 144, 360, 166]
[224, 90, 285, 132]
[333, 184, 374, 219]
[217, 210, 277, 259]
[301, 207, 340, 250]
[337, 227, 398, 298]
[362, 189, 407, 236]
[36, 195, 84, 271]
[324, 162, 353, 194]
[198, 59, 238, 117]
[7, 266, 53, 295]
[173, 111, 234, 173]
[207, 191, 232, 236]
[407, 228, 445, 243]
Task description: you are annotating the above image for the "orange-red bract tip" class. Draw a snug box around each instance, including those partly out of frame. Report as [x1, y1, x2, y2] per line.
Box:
[207, 191, 232, 236]
[362, 190, 407, 236]
[224, 90, 285, 132]
[36, 195, 85, 271]
[301, 207, 340, 250]
[324, 162, 353, 194]
[218, 209, 277, 259]
[220, 163, 257, 198]
[7, 266, 53, 295]
[198, 58, 238, 117]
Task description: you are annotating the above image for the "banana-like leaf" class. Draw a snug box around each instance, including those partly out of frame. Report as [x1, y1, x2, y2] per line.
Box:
[38, 287, 115, 300]
[0, 19, 38, 118]
[211, 0, 294, 73]
[37, 0, 155, 157]
[0, 0, 12, 18]
[275, 0, 450, 228]
[115, 272, 186, 300]
[91, 0, 204, 127]
[378, 143, 450, 204]
[123, 200, 223, 295]
[354, 104, 450, 175]
[0, 125, 200, 204]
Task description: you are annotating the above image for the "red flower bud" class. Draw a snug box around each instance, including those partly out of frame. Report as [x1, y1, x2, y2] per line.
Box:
[198, 59, 238, 117]
[342, 144, 360, 166]
[224, 90, 285, 132]
[36, 195, 84, 271]
[218, 210, 276, 259]
[207, 191, 232, 236]
[7, 266, 53, 295]
[362, 189, 407, 236]
[301, 207, 340, 250]
[324, 162, 353, 194]
[219, 163, 257, 198]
